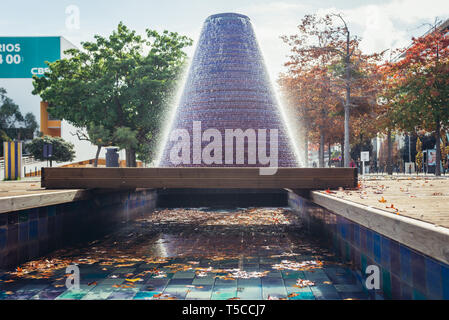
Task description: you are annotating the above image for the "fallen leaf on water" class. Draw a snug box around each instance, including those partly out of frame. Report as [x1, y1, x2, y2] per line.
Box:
[116, 263, 135, 267]
[88, 281, 97, 286]
[378, 197, 387, 203]
[294, 279, 315, 288]
[288, 293, 299, 298]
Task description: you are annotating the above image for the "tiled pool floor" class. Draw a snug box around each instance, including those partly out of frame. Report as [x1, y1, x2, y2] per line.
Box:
[0, 207, 373, 300]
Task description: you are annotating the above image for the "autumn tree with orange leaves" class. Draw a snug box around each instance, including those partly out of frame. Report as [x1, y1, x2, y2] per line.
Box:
[279, 66, 341, 167]
[280, 13, 383, 167]
[381, 28, 449, 175]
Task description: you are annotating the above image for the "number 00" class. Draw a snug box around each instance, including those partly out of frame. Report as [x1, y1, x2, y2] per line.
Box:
[6, 54, 21, 64]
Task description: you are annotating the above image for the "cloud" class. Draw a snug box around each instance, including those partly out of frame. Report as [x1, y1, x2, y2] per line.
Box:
[236, 0, 449, 81]
[326, 0, 449, 54]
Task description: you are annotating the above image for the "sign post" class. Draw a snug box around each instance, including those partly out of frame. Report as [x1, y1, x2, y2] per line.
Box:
[361, 151, 369, 175]
[43, 143, 53, 167]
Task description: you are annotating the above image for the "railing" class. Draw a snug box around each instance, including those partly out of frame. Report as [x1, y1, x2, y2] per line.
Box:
[0, 155, 40, 169]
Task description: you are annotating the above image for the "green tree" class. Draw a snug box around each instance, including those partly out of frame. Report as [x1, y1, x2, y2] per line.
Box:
[0, 88, 38, 155]
[27, 136, 75, 165]
[32, 22, 192, 167]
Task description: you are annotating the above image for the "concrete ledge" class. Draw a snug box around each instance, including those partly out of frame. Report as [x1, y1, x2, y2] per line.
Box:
[311, 191, 449, 265]
[0, 189, 90, 214]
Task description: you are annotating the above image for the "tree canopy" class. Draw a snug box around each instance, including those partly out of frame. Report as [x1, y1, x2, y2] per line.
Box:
[380, 29, 449, 175]
[280, 13, 383, 167]
[27, 135, 75, 163]
[32, 22, 192, 166]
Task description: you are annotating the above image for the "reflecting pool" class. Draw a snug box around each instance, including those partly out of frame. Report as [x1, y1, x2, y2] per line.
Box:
[0, 208, 372, 300]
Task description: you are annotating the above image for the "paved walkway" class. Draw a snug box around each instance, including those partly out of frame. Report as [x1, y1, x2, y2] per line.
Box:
[318, 175, 449, 229]
[0, 178, 61, 197]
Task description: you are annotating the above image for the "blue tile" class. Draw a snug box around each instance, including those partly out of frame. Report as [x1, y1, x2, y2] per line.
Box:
[38, 219, 47, 240]
[412, 289, 426, 300]
[38, 207, 47, 218]
[289, 291, 315, 300]
[361, 253, 367, 274]
[7, 224, 18, 247]
[29, 220, 38, 240]
[442, 265, 449, 299]
[18, 211, 29, 222]
[401, 282, 412, 300]
[353, 250, 361, 269]
[425, 259, 442, 299]
[0, 228, 6, 249]
[8, 212, 18, 225]
[390, 275, 401, 299]
[366, 230, 373, 258]
[360, 227, 367, 251]
[169, 279, 193, 285]
[399, 246, 412, 283]
[0, 215, 7, 227]
[410, 251, 426, 294]
[28, 208, 39, 220]
[18, 222, 29, 242]
[349, 223, 354, 242]
[389, 241, 400, 277]
[339, 221, 347, 240]
[48, 207, 56, 217]
[373, 233, 381, 263]
[133, 291, 161, 300]
[381, 237, 390, 268]
[353, 224, 360, 247]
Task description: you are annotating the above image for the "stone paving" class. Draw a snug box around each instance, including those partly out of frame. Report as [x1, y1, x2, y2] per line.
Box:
[320, 175, 449, 228]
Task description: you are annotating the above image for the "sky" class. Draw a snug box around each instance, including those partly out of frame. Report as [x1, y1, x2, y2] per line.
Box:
[1, 0, 448, 118]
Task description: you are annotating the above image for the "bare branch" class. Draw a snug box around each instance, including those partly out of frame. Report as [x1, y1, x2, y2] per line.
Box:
[70, 130, 90, 141]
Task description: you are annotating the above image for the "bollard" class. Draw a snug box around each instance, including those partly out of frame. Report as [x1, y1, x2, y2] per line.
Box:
[3, 141, 22, 180]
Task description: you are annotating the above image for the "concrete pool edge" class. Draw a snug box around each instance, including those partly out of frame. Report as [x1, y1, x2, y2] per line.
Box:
[0, 189, 90, 214]
[310, 191, 449, 266]
[288, 190, 449, 299]
[0, 188, 157, 269]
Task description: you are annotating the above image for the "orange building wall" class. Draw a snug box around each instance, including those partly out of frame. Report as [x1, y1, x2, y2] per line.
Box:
[40, 101, 61, 137]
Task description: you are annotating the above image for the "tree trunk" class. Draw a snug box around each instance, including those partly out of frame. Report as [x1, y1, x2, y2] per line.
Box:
[303, 129, 309, 168]
[344, 103, 350, 167]
[94, 145, 101, 168]
[341, 138, 345, 167]
[328, 142, 332, 167]
[387, 130, 393, 175]
[435, 121, 441, 176]
[319, 130, 324, 168]
[126, 148, 137, 167]
[343, 31, 351, 168]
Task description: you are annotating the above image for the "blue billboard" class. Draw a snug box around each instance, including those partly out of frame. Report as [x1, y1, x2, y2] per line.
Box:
[0, 37, 61, 78]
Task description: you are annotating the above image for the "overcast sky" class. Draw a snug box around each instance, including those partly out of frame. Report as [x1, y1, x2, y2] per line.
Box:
[1, 0, 448, 118]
